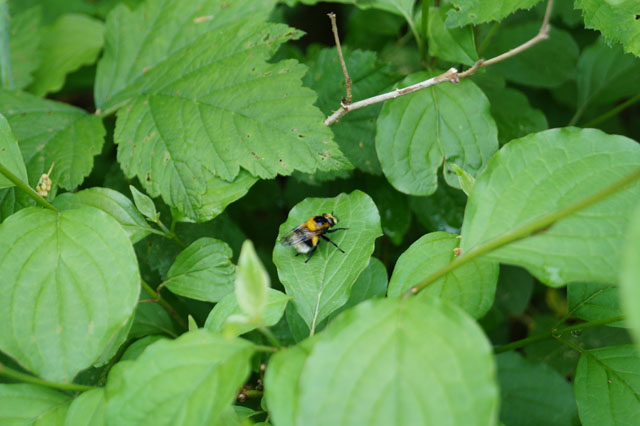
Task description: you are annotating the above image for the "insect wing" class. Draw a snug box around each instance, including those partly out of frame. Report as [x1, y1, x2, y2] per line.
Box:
[280, 225, 315, 247]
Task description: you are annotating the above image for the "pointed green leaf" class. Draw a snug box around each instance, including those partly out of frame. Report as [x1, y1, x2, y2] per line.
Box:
[9, 7, 42, 90]
[461, 128, 640, 287]
[188, 171, 257, 223]
[273, 191, 382, 329]
[105, 330, 254, 426]
[427, 5, 478, 66]
[575, 0, 640, 57]
[574, 344, 640, 426]
[53, 187, 153, 243]
[620, 204, 640, 351]
[388, 232, 498, 318]
[0, 384, 71, 425]
[296, 297, 498, 425]
[567, 282, 623, 326]
[450, 163, 475, 196]
[64, 388, 105, 426]
[235, 240, 270, 321]
[0, 113, 28, 188]
[205, 288, 290, 335]
[29, 14, 104, 96]
[376, 71, 498, 195]
[0, 90, 105, 189]
[0, 207, 140, 382]
[446, 0, 542, 27]
[129, 185, 158, 222]
[165, 237, 235, 302]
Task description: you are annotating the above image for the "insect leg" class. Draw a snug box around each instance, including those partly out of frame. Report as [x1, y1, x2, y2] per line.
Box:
[304, 245, 318, 263]
[326, 227, 348, 233]
[321, 235, 345, 253]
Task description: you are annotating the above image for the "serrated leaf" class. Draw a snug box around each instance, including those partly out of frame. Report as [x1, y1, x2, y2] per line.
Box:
[273, 191, 382, 329]
[445, 0, 542, 27]
[164, 237, 235, 302]
[53, 187, 153, 243]
[64, 388, 105, 426]
[574, 344, 640, 426]
[295, 297, 498, 425]
[105, 330, 254, 426]
[0, 113, 28, 188]
[427, 5, 478, 66]
[497, 352, 578, 426]
[575, 0, 640, 57]
[9, 7, 42, 90]
[376, 71, 498, 195]
[620, 204, 640, 352]
[0, 207, 140, 382]
[0, 90, 105, 190]
[29, 14, 104, 96]
[567, 282, 623, 326]
[388, 232, 498, 318]
[484, 22, 578, 88]
[129, 185, 157, 221]
[205, 288, 290, 336]
[329, 257, 388, 319]
[461, 127, 640, 287]
[0, 384, 71, 425]
[303, 47, 400, 175]
[235, 240, 270, 321]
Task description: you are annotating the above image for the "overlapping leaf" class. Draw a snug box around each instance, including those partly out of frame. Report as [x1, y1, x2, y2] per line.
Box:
[461, 127, 640, 287]
[328, 257, 388, 319]
[0, 384, 71, 424]
[0, 207, 139, 382]
[0, 114, 28, 188]
[620, 204, 640, 352]
[427, 5, 478, 66]
[446, 0, 542, 27]
[575, 0, 640, 57]
[64, 388, 106, 426]
[8, 7, 42, 90]
[567, 282, 623, 326]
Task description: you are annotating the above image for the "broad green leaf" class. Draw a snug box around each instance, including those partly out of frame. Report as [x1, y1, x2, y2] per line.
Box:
[576, 37, 640, 113]
[53, 187, 153, 243]
[29, 14, 104, 96]
[620, 204, 640, 352]
[376, 71, 498, 195]
[445, 0, 542, 27]
[427, 5, 478, 66]
[497, 352, 578, 426]
[410, 184, 466, 232]
[329, 257, 388, 319]
[129, 185, 158, 222]
[164, 237, 235, 302]
[120, 335, 167, 361]
[495, 266, 533, 316]
[575, 0, 640, 57]
[188, 171, 257, 223]
[0, 384, 70, 425]
[567, 282, 623, 326]
[235, 240, 270, 321]
[0, 90, 105, 190]
[205, 288, 290, 335]
[64, 388, 105, 426]
[461, 127, 640, 287]
[303, 47, 399, 175]
[0, 207, 140, 382]
[0, 114, 28, 188]
[9, 6, 42, 90]
[574, 344, 640, 426]
[388, 232, 498, 318]
[273, 191, 382, 329]
[484, 22, 578, 88]
[105, 330, 254, 426]
[296, 297, 498, 425]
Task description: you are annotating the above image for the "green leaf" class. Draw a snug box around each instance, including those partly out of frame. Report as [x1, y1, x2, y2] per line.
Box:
[495, 266, 533, 316]
[427, 5, 478, 66]
[575, 0, 640, 57]
[461, 127, 640, 287]
[450, 163, 475, 196]
[620, 204, 640, 352]
[120, 335, 167, 361]
[484, 22, 578, 88]
[8, 6, 42, 90]
[0, 384, 71, 425]
[130, 289, 179, 339]
[376, 71, 498, 195]
[0, 113, 28, 188]
[164, 237, 235, 302]
[567, 282, 623, 326]
[0, 90, 105, 190]
[574, 344, 640, 426]
[497, 352, 578, 426]
[410, 184, 466, 232]
[295, 297, 498, 425]
[129, 185, 158, 222]
[235, 240, 270, 321]
[205, 288, 290, 336]
[388, 232, 498, 318]
[445, 0, 542, 27]
[330, 257, 388, 320]
[105, 330, 254, 426]
[64, 388, 105, 426]
[363, 176, 411, 245]
[53, 187, 153, 243]
[29, 14, 104, 96]
[0, 207, 140, 382]
[273, 191, 382, 329]
[303, 47, 399, 175]
[187, 171, 257, 223]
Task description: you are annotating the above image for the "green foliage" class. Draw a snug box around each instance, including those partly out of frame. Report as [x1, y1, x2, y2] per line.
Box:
[1, 0, 640, 424]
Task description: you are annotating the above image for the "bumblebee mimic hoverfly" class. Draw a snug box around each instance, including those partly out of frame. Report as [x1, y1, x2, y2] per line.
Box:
[280, 213, 348, 263]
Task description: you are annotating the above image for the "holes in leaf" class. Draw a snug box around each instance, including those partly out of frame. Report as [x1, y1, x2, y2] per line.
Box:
[635, 14, 640, 20]
[297, 134, 305, 138]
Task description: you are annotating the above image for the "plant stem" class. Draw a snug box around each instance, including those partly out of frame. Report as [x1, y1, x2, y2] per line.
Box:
[403, 166, 640, 298]
[582, 93, 640, 128]
[259, 326, 283, 349]
[140, 279, 188, 330]
[493, 315, 625, 354]
[0, 162, 59, 212]
[0, 0, 13, 89]
[0, 362, 95, 392]
[156, 219, 186, 248]
[327, 13, 352, 104]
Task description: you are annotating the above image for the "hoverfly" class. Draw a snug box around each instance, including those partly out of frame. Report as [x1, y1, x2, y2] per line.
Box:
[280, 213, 348, 263]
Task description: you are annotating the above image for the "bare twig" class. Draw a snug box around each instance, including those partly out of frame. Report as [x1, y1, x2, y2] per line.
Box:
[324, 0, 555, 126]
[327, 13, 352, 105]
